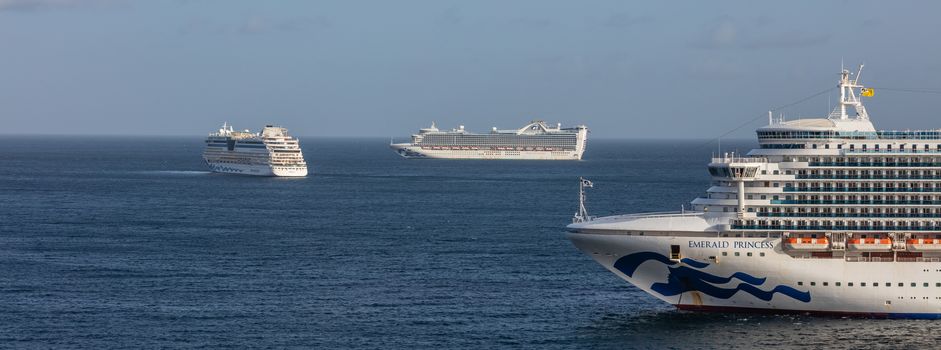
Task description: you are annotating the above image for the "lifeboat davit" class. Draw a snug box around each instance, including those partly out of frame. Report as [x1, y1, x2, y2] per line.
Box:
[785, 237, 829, 250]
[906, 239, 941, 251]
[847, 238, 893, 251]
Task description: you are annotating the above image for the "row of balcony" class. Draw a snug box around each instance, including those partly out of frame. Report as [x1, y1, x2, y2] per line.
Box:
[809, 162, 941, 167]
[757, 213, 941, 218]
[795, 175, 941, 180]
[733, 224, 941, 231]
[770, 200, 941, 205]
[783, 187, 941, 193]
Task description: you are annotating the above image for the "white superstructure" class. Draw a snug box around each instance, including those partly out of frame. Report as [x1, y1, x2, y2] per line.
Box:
[203, 123, 307, 177]
[390, 120, 588, 160]
[568, 66, 941, 318]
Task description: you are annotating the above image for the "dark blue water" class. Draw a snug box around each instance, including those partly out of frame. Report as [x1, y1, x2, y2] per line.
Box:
[1, 137, 938, 349]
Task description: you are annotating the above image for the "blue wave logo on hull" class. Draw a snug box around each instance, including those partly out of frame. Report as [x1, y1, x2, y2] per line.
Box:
[613, 252, 810, 303]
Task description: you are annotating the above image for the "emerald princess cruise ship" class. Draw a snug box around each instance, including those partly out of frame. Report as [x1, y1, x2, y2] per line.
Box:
[203, 123, 307, 177]
[390, 120, 588, 160]
[568, 66, 941, 318]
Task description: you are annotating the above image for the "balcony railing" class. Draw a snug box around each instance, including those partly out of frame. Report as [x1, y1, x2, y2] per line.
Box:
[733, 224, 941, 231]
[711, 157, 767, 164]
[796, 175, 941, 180]
[771, 200, 941, 205]
[809, 161, 941, 167]
[844, 149, 941, 154]
[756, 213, 941, 218]
[782, 187, 941, 193]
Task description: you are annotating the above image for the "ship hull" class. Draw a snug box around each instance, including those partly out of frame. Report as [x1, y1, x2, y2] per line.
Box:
[390, 143, 584, 160]
[567, 232, 941, 318]
[205, 161, 307, 177]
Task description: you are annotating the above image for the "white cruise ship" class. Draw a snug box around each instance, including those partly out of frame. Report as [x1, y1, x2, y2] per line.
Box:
[203, 123, 307, 177]
[568, 66, 941, 318]
[390, 120, 588, 160]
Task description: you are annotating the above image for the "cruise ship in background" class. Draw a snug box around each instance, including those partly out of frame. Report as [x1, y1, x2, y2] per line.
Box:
[568, 66, 941, 318]
[203, 123, 308, 177]
[390, 120, 588, 160]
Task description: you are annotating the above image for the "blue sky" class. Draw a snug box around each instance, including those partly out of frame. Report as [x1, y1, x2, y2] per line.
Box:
[2, 0, 941, 138]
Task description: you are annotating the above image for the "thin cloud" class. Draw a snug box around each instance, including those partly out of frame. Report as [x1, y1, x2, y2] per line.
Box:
[690, 17, 830, 50]
[603, 12, 653, 29]
[0, 0, 117, 11]
[686, 58, 747, 80]
[179, 16, 330, 36]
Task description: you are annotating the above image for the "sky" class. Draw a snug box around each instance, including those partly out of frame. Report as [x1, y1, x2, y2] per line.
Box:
[2, 0, 941, 138]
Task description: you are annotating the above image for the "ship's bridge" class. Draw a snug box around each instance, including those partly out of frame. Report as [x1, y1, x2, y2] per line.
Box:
[708, 155, 765, 180]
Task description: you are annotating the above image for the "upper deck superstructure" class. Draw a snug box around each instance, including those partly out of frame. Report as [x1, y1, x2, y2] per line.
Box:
[390, 120, 588, 160]
[567, 66, 941, 318]
[203, 123, 307, 177]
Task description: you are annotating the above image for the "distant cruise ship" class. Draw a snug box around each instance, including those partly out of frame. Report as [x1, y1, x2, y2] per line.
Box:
[203, 123, 307, 177]
[390, 120, 588, 160]
[568, 66, 941, 318]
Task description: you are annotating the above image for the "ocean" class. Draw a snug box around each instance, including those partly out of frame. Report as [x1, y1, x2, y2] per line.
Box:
[0, 137, 937, 349]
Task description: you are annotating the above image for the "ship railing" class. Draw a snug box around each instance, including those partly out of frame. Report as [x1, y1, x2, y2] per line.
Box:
[710, 157, 767, 164]
[598, 211, 705, 221]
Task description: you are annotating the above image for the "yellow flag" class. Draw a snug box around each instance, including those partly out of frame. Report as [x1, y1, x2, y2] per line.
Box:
[861, 88, 874, 97]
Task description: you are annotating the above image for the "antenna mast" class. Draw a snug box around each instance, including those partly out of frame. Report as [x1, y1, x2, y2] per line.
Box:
[836, 64, 869, 121]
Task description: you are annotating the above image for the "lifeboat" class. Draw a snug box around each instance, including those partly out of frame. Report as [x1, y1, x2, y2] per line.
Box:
[906, 238, 941, 251]
[784, 237, 829, 250]
[847, 238, 893, 251]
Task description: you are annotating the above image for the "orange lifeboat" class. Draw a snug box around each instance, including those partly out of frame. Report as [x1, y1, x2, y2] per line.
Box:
[785, 237, 829, 250]
[906, 238, 941, 251]
[847, 237, 893, 251]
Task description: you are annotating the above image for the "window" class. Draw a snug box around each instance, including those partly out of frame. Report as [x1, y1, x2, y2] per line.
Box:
[912, 283, 917, 287]
[861, 282, 867, 287]
[925, 283, 930, 287]
[734, 252, 740, 256]
[722, 252, 728, 256]
[670, 245, 680, 260]
[873, 283, 879, 287]
[798, 282, 803, 286]
[760, 252, 765, 257]
[747, 252, 753, 257]
[823, 282, 829, 286]
[848, 282, 854, 286]
[836, 282, 842, 286]
[810, 282, 816, 286]
[899, 283, 904, 287]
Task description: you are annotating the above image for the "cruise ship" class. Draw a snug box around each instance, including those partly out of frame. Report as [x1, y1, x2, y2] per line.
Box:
[203, 123, 307, 177]
[568, 66, 941, 318]
[390, 120, 588, 160]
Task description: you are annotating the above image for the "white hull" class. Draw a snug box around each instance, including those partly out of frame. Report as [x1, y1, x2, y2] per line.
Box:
[206, 161, 307, 177]
[390, 143, 583, 160]
[568, 231, 941, 317]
